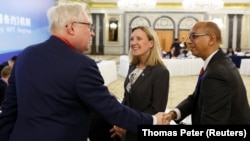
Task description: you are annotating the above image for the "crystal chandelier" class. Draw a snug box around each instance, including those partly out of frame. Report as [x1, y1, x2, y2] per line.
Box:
[182, 0, 224, 11]
[117, 0, 157, 11]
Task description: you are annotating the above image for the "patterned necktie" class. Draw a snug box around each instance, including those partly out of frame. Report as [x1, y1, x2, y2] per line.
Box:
[199, 67, 205, 76]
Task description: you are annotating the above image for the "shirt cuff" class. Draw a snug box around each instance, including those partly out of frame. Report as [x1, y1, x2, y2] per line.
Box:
[152, 115, 157, 125]
[172, 108, 181, 120]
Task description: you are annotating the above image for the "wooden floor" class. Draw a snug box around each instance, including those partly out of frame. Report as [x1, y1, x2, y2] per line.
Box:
[88, 55, 250, 109]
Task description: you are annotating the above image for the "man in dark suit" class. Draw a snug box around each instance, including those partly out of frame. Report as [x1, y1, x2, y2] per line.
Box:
[0, 4, 167, 141]
[165, 21, 250, 124]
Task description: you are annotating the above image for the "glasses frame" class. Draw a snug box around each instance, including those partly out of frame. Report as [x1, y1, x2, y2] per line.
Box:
[188, 33, 209, 41]
[66, 21, 95, 31]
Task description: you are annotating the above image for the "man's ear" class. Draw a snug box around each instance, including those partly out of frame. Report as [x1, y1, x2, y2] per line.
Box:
[208, 33, 216, 45]
[66, 23, 74, 34]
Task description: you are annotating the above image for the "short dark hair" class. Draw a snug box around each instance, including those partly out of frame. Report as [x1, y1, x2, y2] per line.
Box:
[10, 55, 17, 61]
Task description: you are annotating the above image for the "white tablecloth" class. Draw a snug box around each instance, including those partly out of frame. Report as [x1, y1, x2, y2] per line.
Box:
[118, 55, 130, 77]
[97, 60, 117, 85]
[118, 55, 204, 77]
[163, 58, 203, 76]
[240, 59, 250, 75]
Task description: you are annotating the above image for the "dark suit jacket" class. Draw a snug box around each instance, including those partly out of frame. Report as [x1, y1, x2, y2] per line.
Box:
[176, 48, 250, 124]
[0, 79, 7, 106]
[122, 64, 169, 141]
[0, 36, 153, 141]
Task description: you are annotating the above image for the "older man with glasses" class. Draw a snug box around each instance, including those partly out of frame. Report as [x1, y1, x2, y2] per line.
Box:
[0, 3, 167, 141]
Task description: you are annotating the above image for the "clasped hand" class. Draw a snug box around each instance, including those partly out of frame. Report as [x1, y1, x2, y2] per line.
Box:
[109, 112, 175, 139]
[110, 125, 126, 139]
[155, 112, 174, 125]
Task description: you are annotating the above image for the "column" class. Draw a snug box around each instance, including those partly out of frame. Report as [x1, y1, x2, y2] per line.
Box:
[91, 14, 97, 55]
[236, 14, 243, 52]
[227, 14, 234, 49]
[98, 14, 105, 55]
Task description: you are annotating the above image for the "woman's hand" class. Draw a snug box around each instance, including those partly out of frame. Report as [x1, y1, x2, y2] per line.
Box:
[110, 125, 126, 138]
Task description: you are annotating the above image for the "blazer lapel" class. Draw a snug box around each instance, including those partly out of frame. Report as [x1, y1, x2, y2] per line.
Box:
[130, 66, 152, 91]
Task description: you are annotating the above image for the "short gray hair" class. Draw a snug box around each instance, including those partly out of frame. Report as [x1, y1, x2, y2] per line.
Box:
[47, 3, 86, 33]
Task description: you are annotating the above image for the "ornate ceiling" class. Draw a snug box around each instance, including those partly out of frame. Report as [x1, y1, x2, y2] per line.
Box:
[56, 0, 250, 10]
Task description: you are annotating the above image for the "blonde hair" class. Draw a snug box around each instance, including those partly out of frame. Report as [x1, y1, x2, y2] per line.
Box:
[1, 66, 12, 78]
[47, 3, 87, 33]
[128, 26, 164, 66]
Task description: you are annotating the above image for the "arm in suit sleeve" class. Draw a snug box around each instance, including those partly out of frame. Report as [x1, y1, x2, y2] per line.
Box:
[143, 65, 169, 114]
[75, 60, 153, 132]
[175, 93, 195, 123]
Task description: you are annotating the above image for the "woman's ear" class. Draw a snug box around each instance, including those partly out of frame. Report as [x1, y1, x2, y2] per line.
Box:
[149, 40, 154, 48]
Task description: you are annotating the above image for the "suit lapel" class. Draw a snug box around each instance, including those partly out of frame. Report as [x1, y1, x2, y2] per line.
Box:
[130, 66, 152, 91]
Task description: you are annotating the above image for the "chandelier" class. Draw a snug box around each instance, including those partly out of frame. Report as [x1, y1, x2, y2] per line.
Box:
[182, 0, 224, 11]
[117, 0, 157, 11]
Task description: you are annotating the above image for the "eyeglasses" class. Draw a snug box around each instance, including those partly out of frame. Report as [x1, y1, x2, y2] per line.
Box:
[66, 22, 95, 31]
[74, 22, 95, 31]
[188, 33, 209, 41]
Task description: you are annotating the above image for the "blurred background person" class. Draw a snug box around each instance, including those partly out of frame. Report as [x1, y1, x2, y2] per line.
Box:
[0, 56, 17, 78]
[179, 37, 187, 48]
[226, 47, 235, 56]
[161, 47, 167, 58]
[166, 46, 176, 59]
[0, 66, 12, 110]
[177, 47, 187, 59]
[170, 38, 181, 57]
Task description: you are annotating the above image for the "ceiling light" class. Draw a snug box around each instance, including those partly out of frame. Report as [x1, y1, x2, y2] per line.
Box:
[182, 0, 224, 11]
[117, 0, 157, 11]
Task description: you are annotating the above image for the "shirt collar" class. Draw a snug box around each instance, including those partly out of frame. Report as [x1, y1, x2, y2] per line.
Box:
[203, 49, 219, 70]
[53, 35, 75, 50]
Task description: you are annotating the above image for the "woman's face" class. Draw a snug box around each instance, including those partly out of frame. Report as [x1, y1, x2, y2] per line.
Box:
[129, 29, 153, 57]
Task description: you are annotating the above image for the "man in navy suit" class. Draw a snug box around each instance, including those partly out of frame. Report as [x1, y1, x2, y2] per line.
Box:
[0, 4, 167, 141]
[165, 21, 250, 125]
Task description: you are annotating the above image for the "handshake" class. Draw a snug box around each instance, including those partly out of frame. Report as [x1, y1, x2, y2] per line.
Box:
[110, 111, 177, 138]
[155, 111, 177, 125]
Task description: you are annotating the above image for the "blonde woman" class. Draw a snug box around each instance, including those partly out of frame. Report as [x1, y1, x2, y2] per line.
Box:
[111, 26, 170, 141]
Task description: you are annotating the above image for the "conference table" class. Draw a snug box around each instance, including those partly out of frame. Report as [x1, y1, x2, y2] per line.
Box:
[118, 55, 204, 77]
[230, 55, 250, 68]
[239, 59, 250, 75]
[97, 60, 117, 85]
[163, 58, 204, 76]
